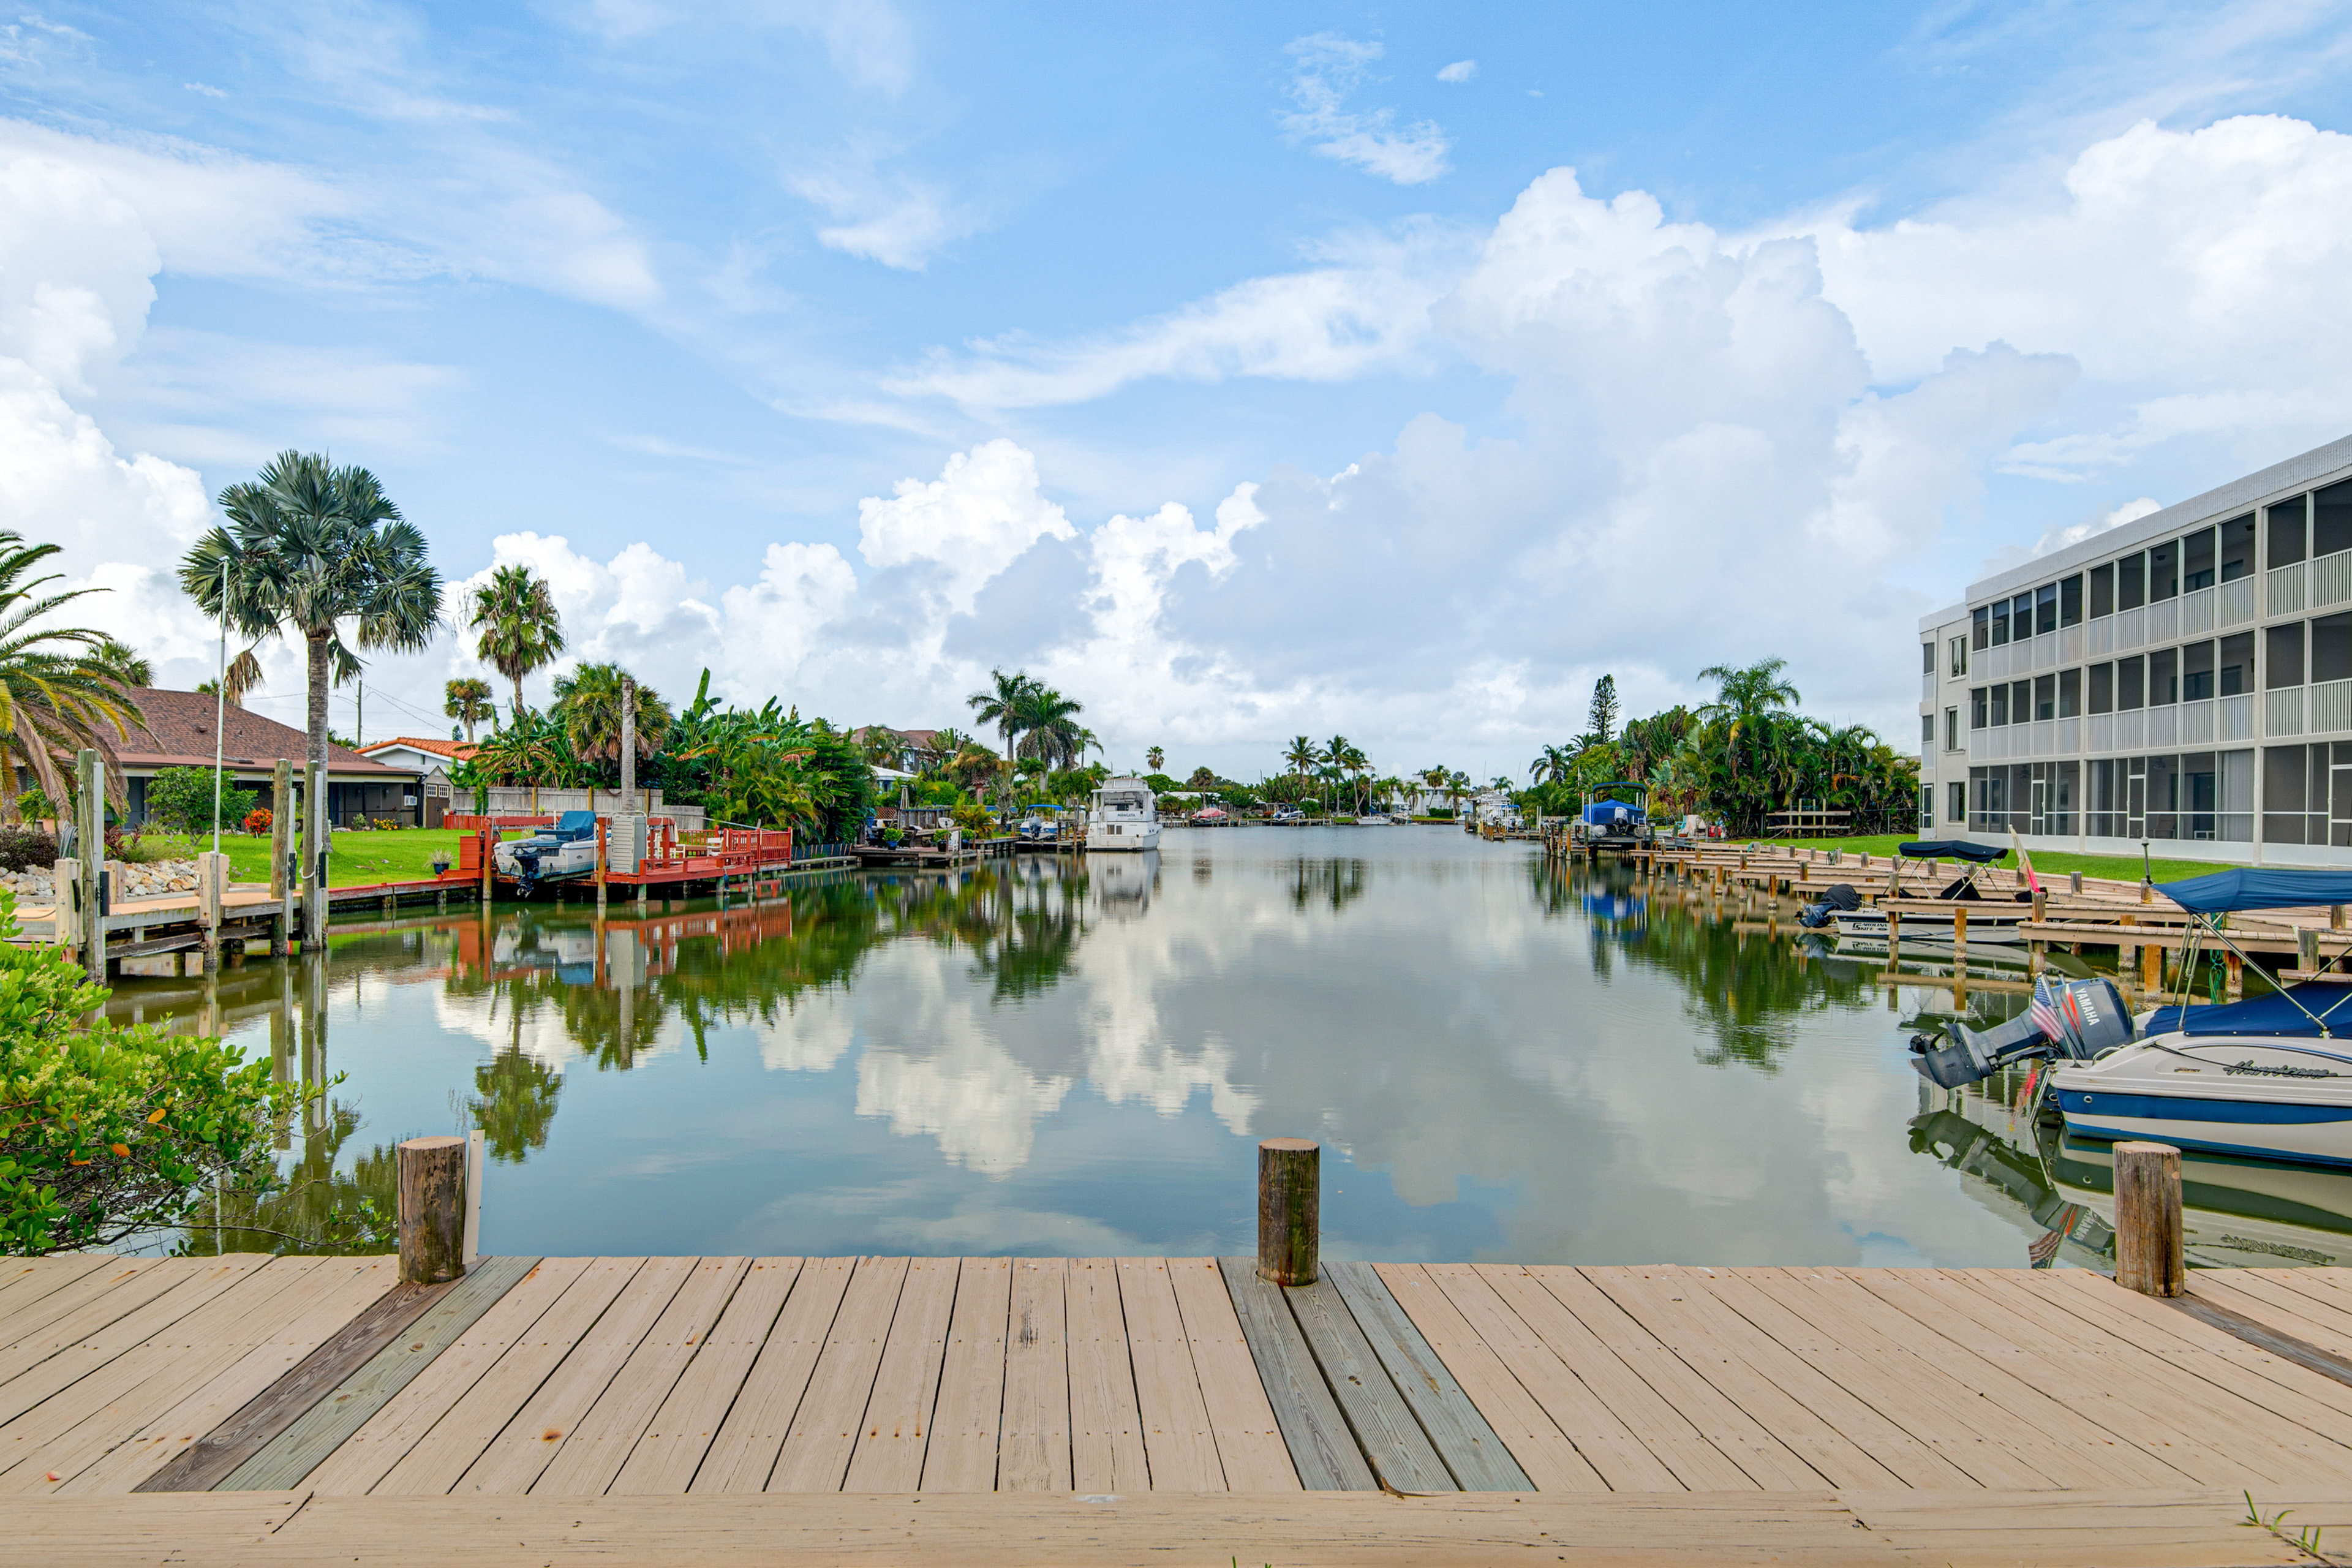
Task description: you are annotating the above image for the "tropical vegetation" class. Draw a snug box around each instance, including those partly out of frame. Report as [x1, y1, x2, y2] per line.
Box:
[444, 677, 496, 742]
[181, 451, 442, 770]
[467, 562, 565, 721]
[0, 532, 145, 820]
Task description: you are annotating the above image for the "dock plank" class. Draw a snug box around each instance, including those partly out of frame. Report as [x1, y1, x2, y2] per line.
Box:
[1372, 1263, 1604, 1493]
[1066, 1257, 1148, 1493]
[533, 1256, 749, 1495]
[1167, 1256, 1295, 1493]
[995, 1258, 1071, 1493]
[1285, 1273, 1451, 1493]
[371, 1257, 643, 1496]
[766, 1256, 908, 1492]
[919, 1256, 1009, 1493]
[222, 1254, 546, 1494]
[1325, 1261, 1524, 1492]
[1583, 1267, 1938, 1491]
[689, 1256, 853, 1493]
[1218, 1259, 1373, 1492]
[608, 1259, 802, 1495]
[842, 1256, 956, 1492]
[0, 1258, 261, 1416]
[0, 1256, 115, 1332]
[1115, 1258, 1223, 1492]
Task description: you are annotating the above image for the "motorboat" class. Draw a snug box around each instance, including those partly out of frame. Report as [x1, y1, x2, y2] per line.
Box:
[1086, 777, 1161, 851]
[1355, 813, 1390, 826]
[1570, 784, 1653, 851]
[1822, 838, 2030, 946]
[2041, 869, 2352, 1167]
[493, 810, 600, 893]
[1193, 805, 1229, 824]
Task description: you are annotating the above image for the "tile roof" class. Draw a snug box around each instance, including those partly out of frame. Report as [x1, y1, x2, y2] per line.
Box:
[361, 736, 478, 761]
[113, 688, 408, 775]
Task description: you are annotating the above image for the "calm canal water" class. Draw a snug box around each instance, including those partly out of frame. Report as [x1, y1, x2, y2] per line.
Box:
[108, 826, 2352, 1267]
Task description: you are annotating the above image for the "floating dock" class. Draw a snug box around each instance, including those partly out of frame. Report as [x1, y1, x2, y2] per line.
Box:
[8, 1252, 2352, 1561]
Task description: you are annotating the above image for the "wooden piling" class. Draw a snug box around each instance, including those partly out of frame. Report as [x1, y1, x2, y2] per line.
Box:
[2142, 940, 2162, 990]
[269, 759, 293, 957]
[2113, 1141, 2185, 1297]
[2226, 949, 2244, 999]
[197, 850, 227, 975]
[2070, 870, 2084, 895]
[75, 747, 104, 983]
[301, 762, 328, 950]
[2303, 928, 2323, 975]
[398, 1136, 467, 1284]
[1257, 1137, 1319, 1286]
[1953, 905, 1967, 954]
[595, 817, 608, 915]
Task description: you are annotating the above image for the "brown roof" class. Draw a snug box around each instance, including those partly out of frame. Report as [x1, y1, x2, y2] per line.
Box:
[113, 688, 408, 776]
[854, 726, 949, 750]
[361, 736, 478, 761]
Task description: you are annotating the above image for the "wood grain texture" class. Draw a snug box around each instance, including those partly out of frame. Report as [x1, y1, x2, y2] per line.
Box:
[919, 1256, 1009, 1493]
[995, 1258, 1070, 1493]
[1284, 1274, 1452, 1493]
[1065, 1257, 1147, 1493]
[690, 1256, 853, 1494]
[1218, 1259, 1372, 1491]
[608, 1259, 802, 1496]
[1114, 1258, 1223, 1491]
[1325, 1261, 1523, 1491]
[1166, 1256, 1295, 1492]
[767, 1257, 908, 1493]
[841, 1256, 956, 1493]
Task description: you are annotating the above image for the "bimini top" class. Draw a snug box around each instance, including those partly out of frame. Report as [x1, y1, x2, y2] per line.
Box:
[1581, 802, 1641, 824]
[2145, 982, 2352, 1038]
[1898, 840, 2006, 865]
[2158, 867, 2352, 915]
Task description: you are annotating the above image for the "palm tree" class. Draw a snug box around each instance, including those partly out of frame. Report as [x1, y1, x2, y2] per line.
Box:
[1696, 657, 1801, 805]
[1145, 745, 1165, 773]
[89, 637, 151, 689]
[1013, 685, 1090, 772]
[181, 451, 442, 769]
[467, 564, 566, 720]
[967, 668, 1038, 763]
[550, 663, 673, 775]
[1528, 743, 1577, 787]
[444, 677, 495, 742]
[1283, 736, 1322, 778]
[0, 533, 143, 818]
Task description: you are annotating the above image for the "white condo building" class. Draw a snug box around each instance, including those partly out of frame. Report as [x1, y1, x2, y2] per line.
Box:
[1918, 434, 2352, 866]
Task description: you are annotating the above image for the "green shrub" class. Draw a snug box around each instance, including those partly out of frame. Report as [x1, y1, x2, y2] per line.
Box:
[0, 894, 308, 1254]
[142, 767, 257, 836]
[951, 801, 993, 832]
[0, 828, 58, 873]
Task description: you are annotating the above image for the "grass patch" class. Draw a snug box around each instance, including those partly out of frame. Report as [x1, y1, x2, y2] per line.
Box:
[1762, 833, 2237, 887]
[134, 828, 518, 888]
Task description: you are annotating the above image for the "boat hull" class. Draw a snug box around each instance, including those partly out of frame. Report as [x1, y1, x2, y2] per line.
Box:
[2054, 1036, 2352, 1167]
[1832, 907, 2027, 945]
[1089, 821, 1161, 851]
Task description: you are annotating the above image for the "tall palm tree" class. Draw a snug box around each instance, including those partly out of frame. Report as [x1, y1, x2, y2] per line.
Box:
[89, 637, 151, 689]
[1283, 736, 1323, 778]
[551, 663, 673, 775]
[1145, 745, 1165, 773]
[0, 533, 143, 818]
[444, 677, 495, 742]
[967, 668, 1038, 763]
[1013, 685, 1090, 772]
[1528, 743, 1577, 787]
[467, 564, 566, 720]
[181, 451, 442, 769]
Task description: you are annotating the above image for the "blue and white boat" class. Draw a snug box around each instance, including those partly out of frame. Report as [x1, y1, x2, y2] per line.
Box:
[2052, 869, 2352, 1169]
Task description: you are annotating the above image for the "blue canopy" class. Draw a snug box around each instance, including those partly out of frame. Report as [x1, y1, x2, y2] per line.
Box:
[2146, 982, 2352, 1037]
[1899, 840, 2006, 865]
[1582, 801, 1641, 825]
[2158, 867, 2352, 915]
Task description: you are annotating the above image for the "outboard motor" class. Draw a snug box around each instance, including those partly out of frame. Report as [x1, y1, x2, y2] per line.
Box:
[1909, 976, 2133, 1088]
[1797, 883, 1863, 929]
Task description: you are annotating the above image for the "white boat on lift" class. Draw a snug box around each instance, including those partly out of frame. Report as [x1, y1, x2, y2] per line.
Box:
[1086, 777, 1161, 852]
[2053, 869, 2352, 1169]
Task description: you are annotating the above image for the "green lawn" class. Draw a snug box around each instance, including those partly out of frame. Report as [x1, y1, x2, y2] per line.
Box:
[1763, 833, 2236, 887]
[132, 828, 516, 888]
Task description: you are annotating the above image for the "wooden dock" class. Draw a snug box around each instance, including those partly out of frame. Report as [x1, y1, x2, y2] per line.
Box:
[13, 1253, 2352, 1561]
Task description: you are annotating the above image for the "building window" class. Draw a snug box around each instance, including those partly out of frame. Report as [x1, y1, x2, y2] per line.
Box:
[2117, 655, 2145, 710]
[1921, 714, 1934, 750]
[1972, 605, 1989, 651]
[1921, 641, 1935, 674]
[1971, 687, 1988, 728]
[2221, 514, 2255, 582]
[2182, 528, 2215, 592]
[2118, 550, 2146, 611]
[1949, 780, 1966, 824]
[2150, 647, 2178, 706]
[2219, 632, 2254, 697]
[1989, 684, 2007, 726]
[2013, 592, 2035, 638]
[1919, 785, 1932, 831]
[1945, 707, 1959, 751]
[1990, 599, 2010, 646]
[2317, 612, 2352, 684]
[1949, 636, 1968, 677]
[2150, 540, 2178, 601]
[2089, 562, 2115, 618]
[2089, 662, 2114, 714]
[2036, 582, 2059, 636]
[2272, 495, 2310, 568]
[2034, 673, 2056, 721]
[2321, 480, 2352, 559]
[2181, 639, 2214, 702]
[2060, 573, 2083, 627]
[2011, 679, 2032, 722]
[2267, 623, 2305, 688]
[2057, 667, 2081, 718]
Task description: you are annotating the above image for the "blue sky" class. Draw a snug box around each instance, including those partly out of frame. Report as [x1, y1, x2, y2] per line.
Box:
[15, 1, 2352, 778]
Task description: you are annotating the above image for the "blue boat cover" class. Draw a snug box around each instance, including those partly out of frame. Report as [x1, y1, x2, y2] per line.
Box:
[2145, 982, 2352, 1036]
[2158, 867, 2352, 914]
[1581, 802, 1640, 825]
[1899, 840, 2006, 864]
[553, 810, 597, 840]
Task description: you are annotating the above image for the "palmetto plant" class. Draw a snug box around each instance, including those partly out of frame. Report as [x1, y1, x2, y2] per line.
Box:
[182, 451, 442, 770]
[444, 677, 496, 742]
[467, 564, 566, 720]
[551, 663, 673, 775]
[0, 533, 144, 818]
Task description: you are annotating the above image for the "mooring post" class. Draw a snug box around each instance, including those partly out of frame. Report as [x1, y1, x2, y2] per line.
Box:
[398, 1135, 468, 1284]
[2303, 927, 2323, 976]
[595, 816, 608, 916]
[2069, 870, 2083, 895]
[1256, 1137, 1319, 1286]
[76, 747, 104, 984]
[302, 761, 329, 950]
[1953, 904, 1967, 954]
[268, 758, 293, 957]
[462, 1128, 486, 1266]
[2113, 1140, 2184, 1297]
[2142, 939, 2163, 991]
[197, 850, 226, 974]
[2225, 949, 2244, 998]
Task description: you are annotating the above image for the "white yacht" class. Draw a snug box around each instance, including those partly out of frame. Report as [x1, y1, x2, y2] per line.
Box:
[1087, 777, 1161, 851]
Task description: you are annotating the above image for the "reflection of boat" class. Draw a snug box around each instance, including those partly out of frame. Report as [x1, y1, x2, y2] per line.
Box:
[493, 810, 600, 892]
[2054, 1134, 2352, 1268]
[1086, 778, 1161, 851]
[2056, 869, 2352, 1167]
[1091, 850, 1156, 915]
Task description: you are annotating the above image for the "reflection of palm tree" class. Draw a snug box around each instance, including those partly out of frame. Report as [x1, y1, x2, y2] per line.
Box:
[470, 1046, 562, 1163]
